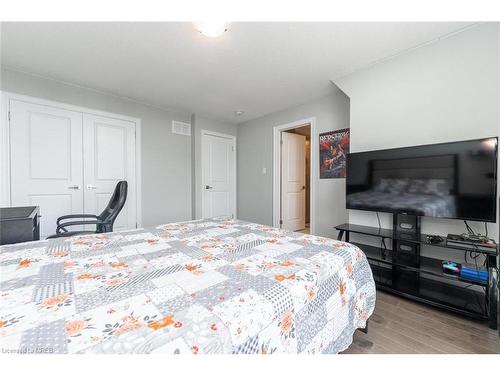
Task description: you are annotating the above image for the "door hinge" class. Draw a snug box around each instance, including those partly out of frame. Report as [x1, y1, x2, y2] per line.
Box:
[8, 111, 10, 121]
[279, 220, 283, 225]
[232, 146, 235, 151]
[280, 139, 283, 145]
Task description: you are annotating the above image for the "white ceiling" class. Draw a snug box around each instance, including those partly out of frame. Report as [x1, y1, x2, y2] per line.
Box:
[1, 22, 475, 123]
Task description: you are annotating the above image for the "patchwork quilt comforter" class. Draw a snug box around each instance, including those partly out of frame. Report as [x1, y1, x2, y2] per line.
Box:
[0, 218, 375, 354]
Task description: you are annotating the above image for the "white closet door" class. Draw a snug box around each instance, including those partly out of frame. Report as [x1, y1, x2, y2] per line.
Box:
[83, 114, 137, 231]
[9, 100, 84, 238]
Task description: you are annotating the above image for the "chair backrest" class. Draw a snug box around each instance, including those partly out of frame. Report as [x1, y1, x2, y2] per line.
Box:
[97, 181, 128, 232]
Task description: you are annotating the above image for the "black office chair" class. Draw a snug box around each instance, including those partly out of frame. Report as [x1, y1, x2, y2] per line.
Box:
[48, 181, 128, 238]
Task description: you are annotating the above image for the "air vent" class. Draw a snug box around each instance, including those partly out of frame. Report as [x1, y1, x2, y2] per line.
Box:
[172, 121, 191, 136]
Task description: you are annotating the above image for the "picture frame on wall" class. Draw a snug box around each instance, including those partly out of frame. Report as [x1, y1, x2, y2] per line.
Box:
[319, 128, 350, 178]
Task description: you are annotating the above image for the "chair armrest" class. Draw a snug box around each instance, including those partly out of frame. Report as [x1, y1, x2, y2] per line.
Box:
[56, 220, 102, 234]
[57, 214, 98, 226]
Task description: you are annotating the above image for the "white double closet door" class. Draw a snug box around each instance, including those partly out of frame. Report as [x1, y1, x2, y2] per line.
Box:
[9, 99, 137, 238]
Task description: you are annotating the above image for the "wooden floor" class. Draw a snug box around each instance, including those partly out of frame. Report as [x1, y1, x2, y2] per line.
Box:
[342, 291, 500, 354]
[295, 225, 310, 235]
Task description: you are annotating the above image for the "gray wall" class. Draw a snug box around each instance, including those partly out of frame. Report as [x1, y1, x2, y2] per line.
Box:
[237, 87, 350, 238]
[1, 68, 193, 227]
[336, 23, 500, 241]
[191, 114, 238, 219]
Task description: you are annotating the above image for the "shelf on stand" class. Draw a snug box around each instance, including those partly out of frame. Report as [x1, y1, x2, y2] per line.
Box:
[353, 242, 488, 319]
[369, 263, 487, 318]
[355, 242, 488, 287]
[334, 223, 498, 329]
[336, 223, 498, 255]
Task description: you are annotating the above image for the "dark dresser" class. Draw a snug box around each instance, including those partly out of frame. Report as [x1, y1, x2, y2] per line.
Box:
[0, 206, 40, 245]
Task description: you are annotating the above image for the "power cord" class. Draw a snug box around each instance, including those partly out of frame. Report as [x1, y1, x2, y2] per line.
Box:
[375, 212, 387, 259]
[463, 220, 474, 235]
[381, 237, 387, 260]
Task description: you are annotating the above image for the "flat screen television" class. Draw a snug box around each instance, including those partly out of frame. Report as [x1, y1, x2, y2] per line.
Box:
[346, 137, 498, 222]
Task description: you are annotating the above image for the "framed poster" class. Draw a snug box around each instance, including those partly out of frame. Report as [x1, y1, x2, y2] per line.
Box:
[319, 128, 350, 178]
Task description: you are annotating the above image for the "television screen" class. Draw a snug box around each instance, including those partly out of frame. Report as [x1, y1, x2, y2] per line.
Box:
[346, 137, 498, 222]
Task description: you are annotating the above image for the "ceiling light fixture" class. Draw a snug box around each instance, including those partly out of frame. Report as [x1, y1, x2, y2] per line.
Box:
[235, 111, 244, 116]
[194, 21, 228, 38]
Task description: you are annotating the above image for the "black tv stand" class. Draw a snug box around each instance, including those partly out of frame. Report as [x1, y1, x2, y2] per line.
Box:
[335, 222, 498, 330]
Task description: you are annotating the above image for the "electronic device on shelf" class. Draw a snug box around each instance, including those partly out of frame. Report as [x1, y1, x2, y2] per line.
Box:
[446, 233, 462, 242]
[461, 233, 489, 243]
[446, 233, 497, 249]
[442, 261, 461, 276]
[441, 261, 489, 283]
[460, 265, 489, 284]
[427, 235, 443, 244]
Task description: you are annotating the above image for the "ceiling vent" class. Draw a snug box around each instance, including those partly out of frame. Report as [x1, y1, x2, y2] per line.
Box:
[172, 121, 191, 136]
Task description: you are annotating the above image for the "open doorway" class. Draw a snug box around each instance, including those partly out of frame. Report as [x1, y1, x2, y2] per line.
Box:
[273, 118, 316, 235]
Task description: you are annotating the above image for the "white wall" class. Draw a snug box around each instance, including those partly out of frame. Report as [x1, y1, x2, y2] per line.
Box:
[237, 87, 350, 238]
[191, 114, 238, 219]
[335, 23, 500, 242]
[1, 67, 193, 227]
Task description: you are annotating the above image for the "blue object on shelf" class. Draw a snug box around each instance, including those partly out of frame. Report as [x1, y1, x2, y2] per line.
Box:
[460, 265, 488, 283]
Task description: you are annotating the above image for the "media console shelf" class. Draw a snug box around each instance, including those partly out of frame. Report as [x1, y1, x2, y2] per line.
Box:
[335, 223, 498, 330]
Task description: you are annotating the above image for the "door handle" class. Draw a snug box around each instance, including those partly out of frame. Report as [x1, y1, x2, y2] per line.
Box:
[67, 185, 80, 190]
[86, 184, 97, 190]
[302, 185, 306, 190]
[205, 185, 213, 190]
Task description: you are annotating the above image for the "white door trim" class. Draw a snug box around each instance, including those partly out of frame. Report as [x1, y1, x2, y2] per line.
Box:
[0, 92, 11, 207]
[200, 129, 237, 219]
[273, 117, 317, 235]
[0, 91, 143, 227]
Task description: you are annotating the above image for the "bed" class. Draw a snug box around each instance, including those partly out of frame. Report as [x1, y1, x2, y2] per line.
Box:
[0, 218, 375, 354]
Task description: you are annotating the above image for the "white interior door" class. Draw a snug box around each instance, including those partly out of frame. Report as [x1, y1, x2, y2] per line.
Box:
[9, 100, 84, 238]
[281, 131, 306, 231]
[202, 132, 236, 219]
[83, 114, 137, 231]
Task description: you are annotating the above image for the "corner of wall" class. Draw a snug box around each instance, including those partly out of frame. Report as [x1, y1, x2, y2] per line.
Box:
[190, 113, 196, 220]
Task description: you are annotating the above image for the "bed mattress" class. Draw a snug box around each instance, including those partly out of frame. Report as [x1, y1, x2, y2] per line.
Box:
[0, 218, 375, 354]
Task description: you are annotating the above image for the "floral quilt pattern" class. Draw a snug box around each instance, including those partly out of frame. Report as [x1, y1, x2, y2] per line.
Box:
[0, 218, 375, 354]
